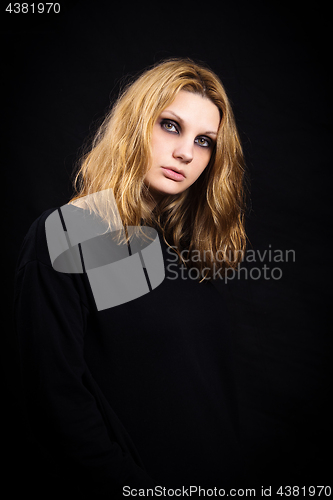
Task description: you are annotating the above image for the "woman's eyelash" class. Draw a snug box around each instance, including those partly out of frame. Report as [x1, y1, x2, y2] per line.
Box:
[160, 119, 213, 148]
[195, 137, 212, 147]
[160, 119, 179, 133]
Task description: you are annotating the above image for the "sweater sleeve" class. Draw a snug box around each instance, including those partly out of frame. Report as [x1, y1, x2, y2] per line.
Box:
[13, 213, 156, 494]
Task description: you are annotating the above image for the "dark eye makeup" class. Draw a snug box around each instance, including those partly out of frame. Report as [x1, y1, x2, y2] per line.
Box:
[160, 119, 213, 148]
[160, 119, 180, 134]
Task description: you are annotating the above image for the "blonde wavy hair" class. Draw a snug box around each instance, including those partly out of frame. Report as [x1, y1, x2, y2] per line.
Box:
[70, 58, 248, 279]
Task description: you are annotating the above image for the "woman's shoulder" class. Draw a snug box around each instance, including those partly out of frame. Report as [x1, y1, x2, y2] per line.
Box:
[16, 207, 60, 272]
[16, 201, 114, 274]
[15, 205, 94, 312]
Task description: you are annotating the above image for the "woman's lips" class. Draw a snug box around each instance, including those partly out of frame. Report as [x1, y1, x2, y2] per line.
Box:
[161, 167, 185, 181]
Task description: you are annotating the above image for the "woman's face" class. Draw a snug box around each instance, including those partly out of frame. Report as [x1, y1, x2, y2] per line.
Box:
[144, 90, 220, 201]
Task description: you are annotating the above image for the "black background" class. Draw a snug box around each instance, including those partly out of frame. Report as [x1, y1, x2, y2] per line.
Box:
[3, 0, 332, 494]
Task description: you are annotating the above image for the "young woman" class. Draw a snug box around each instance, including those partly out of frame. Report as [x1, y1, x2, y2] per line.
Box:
[14, 58, 247, 495]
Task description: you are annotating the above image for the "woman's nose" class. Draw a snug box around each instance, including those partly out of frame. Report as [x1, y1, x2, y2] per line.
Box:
[172, 139, 193, 164]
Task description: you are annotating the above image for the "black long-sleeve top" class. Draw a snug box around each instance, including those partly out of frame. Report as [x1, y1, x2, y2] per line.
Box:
[13, 207, 243, 495]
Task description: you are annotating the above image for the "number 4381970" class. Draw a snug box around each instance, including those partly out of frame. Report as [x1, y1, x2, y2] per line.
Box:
[5, 3, 61, 13]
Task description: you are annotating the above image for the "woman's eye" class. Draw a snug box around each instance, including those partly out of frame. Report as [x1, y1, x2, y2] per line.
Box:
[160, 120, 212, 147]
[195, 137, 211, 148]
[161, 120, 179, 133]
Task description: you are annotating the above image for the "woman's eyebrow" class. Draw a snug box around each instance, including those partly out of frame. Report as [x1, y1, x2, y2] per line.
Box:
[204, 130, 217, 137]
[161, 109, 183, 123]
[162, 109, 218, 137]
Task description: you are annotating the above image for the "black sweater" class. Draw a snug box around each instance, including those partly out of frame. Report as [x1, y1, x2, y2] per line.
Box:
[13, 208, 243, 494]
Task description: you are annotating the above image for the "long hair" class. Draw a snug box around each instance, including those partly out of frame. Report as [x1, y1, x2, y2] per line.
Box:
[70, 58, 248, 279]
